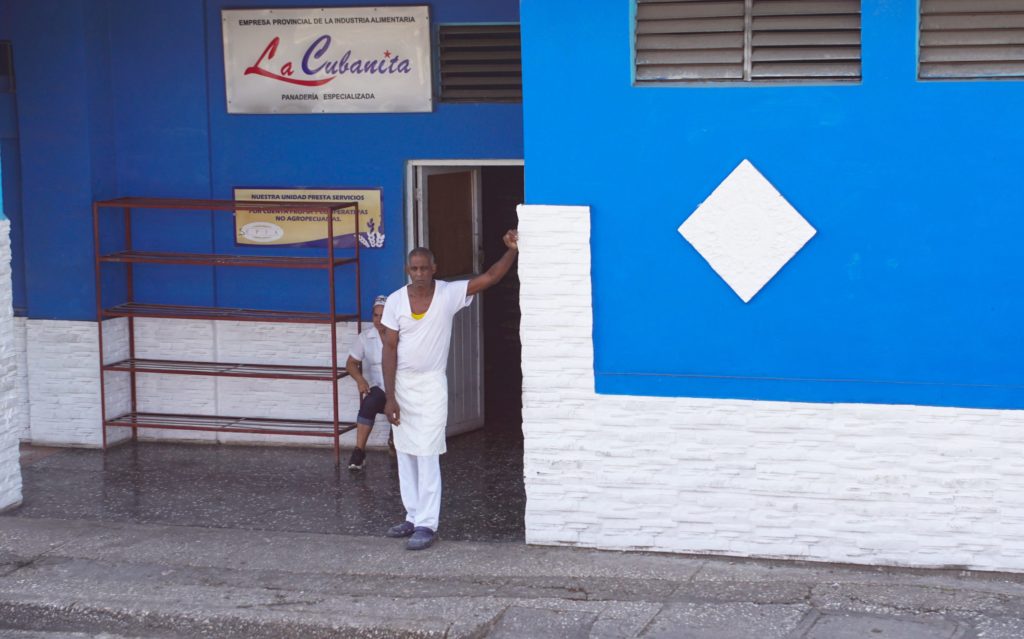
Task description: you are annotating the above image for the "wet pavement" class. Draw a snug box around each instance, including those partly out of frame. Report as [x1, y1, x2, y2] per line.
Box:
[4, 515, 1024, 638]
[5, 423, 525, 542]
[6, 426, 1024, 637]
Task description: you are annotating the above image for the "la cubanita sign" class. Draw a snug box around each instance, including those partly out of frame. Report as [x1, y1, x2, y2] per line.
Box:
[222, 6, 432, 114]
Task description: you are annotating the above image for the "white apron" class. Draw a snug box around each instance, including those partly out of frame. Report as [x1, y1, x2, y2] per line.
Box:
[393, 369, 448, 456]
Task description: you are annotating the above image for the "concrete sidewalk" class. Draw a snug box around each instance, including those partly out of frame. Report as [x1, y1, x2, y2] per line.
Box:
[2, 516, 1024, 638]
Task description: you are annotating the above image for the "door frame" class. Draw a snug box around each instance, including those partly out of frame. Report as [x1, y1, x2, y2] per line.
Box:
[404, 159, 524, 436]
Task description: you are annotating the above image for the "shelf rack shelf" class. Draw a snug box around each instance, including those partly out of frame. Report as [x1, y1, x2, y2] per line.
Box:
[101, 302, 356, 324]
[103, 358, 347, 381]
[93, 196, 362, 462]
[99, 250, 357, 269]
[106, 412, 352, 437]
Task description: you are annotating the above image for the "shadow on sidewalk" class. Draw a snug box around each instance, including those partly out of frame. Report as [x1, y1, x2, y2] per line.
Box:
[5, 423, 525, 542]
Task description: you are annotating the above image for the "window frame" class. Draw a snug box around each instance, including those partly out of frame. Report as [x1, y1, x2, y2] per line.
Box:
[917, 0, 1024, 82]
[633, 0, 863, 87]
[435, 22, 522, 103]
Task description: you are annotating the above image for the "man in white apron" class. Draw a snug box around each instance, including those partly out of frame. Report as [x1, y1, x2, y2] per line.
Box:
[380, 230, 519, 550]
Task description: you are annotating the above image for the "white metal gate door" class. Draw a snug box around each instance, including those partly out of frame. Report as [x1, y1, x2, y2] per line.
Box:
[414, 165, 485, 436]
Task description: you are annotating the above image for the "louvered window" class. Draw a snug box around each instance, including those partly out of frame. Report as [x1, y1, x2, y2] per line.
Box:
[919, 0, 1024, 80]
[438, 24, 522, 102]
[634, 0, 862, 84]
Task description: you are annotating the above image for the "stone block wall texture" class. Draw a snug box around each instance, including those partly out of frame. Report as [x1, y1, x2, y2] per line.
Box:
[26, 319, 130, 447]
[0, 219, 23, 510]
[517, 204, 1024, 573]
[24, 317, 389, 449]
[13, 317, 29, 440]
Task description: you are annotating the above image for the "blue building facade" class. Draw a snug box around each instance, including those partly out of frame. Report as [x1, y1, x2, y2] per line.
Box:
[4, 0, 1024, 570]
[522, 0, 1024, 410]
[9, 1, 1018, 412]
[0, 0, 522, 320]
[511, 0, 1024, 570]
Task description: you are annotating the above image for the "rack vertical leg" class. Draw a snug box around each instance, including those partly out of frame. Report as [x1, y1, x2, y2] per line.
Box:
[328, 205, 340, 463]
[124, 207, 138, 441]
[355, 205, 362, 334]
[94, 203, 109, 449]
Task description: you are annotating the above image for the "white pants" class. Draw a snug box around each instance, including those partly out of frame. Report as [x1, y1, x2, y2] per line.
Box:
[397, 451, 441, 531]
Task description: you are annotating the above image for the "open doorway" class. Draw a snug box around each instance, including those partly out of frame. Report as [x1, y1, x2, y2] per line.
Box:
[406, 160, 524, 437]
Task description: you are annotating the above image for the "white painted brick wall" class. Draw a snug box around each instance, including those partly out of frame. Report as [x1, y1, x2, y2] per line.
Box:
[26, 317, 390, 449]
[0, 219, 23, 511]
[133, 319, 389, 447]
[12, 317, 29, 441]
[26, 319, 131, 447]
[517, 204, 1024, 573]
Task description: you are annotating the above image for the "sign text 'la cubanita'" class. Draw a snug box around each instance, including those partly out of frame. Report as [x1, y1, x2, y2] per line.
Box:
[222, 6, 432, 114]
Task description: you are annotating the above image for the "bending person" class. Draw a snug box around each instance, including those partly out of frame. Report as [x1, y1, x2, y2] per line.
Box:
[345, 295, 388, 470]
[381, 230, 519, 550]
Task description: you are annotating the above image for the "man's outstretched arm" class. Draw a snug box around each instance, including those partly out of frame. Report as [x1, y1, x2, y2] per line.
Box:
[467, 230, 518, 296]
[382, 326, 401, 425]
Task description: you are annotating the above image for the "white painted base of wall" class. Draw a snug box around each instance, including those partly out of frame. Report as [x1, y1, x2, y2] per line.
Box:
[12, 317, 29, 441]
[517, 204, 1024, 573]
[0, 219, 23, 511]
[26, 319, 127, 447]
[22, 318, 391, 450]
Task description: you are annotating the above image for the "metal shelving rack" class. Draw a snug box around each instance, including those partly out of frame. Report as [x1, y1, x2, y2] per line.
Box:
[92, 197, 362, 462]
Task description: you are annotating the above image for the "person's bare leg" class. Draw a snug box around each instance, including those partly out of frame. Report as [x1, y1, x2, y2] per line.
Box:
[355, 423, 372, 450]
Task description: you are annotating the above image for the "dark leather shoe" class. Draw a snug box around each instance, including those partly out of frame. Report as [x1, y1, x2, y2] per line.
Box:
[406, 526, 436, 550]
[386, 521, 415, 538]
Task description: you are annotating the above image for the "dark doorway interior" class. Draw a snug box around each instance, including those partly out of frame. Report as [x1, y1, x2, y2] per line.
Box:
[480, 165, 524, 428]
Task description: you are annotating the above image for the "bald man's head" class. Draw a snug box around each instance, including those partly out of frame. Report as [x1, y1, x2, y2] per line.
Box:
[407, 247, 435, 265]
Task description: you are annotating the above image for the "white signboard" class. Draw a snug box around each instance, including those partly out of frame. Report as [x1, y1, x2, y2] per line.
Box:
[222, 6, 432, 114]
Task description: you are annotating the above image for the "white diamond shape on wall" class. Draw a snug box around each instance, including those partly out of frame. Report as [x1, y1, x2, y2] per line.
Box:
[678, 160, 816, 303]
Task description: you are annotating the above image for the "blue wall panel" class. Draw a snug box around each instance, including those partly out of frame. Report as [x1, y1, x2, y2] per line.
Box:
[520, 0, 1024, 409]
[202, 0, 521, 315]
[1, 0, 522, 320]
[1, 0, 111, 320]
[104, 0, 215, 309]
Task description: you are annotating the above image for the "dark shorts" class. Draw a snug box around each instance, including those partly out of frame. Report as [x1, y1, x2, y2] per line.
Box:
[356, 386, 386, 426]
